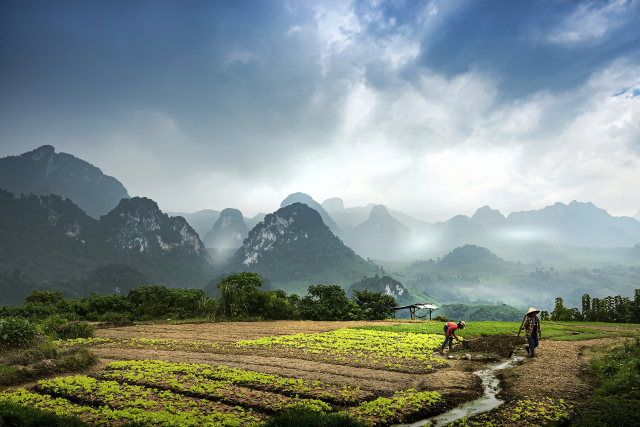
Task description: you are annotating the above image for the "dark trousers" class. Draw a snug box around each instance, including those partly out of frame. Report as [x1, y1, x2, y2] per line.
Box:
[527, 335, 539, 356]
[441, 324, 453, 350]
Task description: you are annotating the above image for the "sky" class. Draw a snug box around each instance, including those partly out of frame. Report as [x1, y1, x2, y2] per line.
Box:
[1, 0, 640, 222]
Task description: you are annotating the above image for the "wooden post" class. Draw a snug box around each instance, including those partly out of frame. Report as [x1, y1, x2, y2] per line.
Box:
[429, 309, 432, 320]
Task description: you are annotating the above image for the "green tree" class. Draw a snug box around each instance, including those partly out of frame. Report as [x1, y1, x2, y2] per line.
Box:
[351, 288, 396, 320]
[216, 272, 264, 318]
[298, 284, 362, 321]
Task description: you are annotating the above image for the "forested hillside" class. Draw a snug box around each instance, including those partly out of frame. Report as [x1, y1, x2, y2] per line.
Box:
[228, 203, 376, 294]
[0, 190, 216, 299]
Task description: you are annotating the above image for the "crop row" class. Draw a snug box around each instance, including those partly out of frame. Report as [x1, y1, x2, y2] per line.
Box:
[1, 385, 442, 427]
[235, 329, 447, 369]
[350, 389, 443, 426]
[449, 397, 573, 426]
[104, 360, 374, 405]
[58, 337, 220, 352]
[351, 321, 598, 339]
[0, 387, 263, 427]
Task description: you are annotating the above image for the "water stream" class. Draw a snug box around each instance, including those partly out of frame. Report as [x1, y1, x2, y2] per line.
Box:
[392, 355, 524, 427]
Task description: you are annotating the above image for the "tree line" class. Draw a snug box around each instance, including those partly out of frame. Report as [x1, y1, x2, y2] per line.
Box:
[547, 289, 640, 323]
[0, 273, 397, 323]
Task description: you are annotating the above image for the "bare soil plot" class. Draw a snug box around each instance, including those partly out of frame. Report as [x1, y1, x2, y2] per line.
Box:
[95, 320, 394, 343]
[497, 337, 627, 408]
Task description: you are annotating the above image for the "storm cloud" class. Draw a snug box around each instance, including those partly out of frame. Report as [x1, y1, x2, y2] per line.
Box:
[1, 0, 639, 221]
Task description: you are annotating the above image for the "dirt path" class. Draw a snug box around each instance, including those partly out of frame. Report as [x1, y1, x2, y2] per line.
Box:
[497, 337, 626, 408]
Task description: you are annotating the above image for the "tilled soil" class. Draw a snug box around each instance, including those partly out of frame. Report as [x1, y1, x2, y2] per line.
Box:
[92, 347, 432, 396]
[461, 335, 527, 357]
[496, 337, 627, 408]
[95, 320, 391, 343]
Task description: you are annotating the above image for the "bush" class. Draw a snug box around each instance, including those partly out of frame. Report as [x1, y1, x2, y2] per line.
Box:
[8, 340, 58, 365]
[0, 317, 38, 346]
[98, 311, 133, 324]
[434, 315, 449, 322]
[39, 315, 69, 339]
[56, 322, 95, 340]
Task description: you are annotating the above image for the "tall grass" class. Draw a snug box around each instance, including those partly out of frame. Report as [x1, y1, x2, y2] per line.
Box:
[262, 406, 366, 427]
[572, 338, 640, 427]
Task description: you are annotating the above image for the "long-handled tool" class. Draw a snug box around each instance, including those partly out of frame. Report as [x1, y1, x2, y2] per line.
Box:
[516, 314, 527, 337]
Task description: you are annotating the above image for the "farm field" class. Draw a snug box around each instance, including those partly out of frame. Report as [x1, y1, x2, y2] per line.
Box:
[1, 320, 638, 426]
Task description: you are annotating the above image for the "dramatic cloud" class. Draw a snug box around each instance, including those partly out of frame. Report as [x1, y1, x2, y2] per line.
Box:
[1, 0, 639, 221]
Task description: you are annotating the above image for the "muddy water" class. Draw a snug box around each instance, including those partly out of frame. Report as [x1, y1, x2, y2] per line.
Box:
[393, 356, 524, 427]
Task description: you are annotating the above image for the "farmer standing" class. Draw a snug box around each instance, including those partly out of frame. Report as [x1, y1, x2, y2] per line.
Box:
[438, 320, 465, 355]
[521, 308, 542, 357]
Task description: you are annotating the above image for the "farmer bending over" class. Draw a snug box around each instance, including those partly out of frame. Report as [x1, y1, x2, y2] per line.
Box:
[438, 320, 465, 355]
[521, 308, 542, 357]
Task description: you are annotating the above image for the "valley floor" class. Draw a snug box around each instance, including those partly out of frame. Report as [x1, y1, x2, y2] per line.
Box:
[2, 320, 638, 426]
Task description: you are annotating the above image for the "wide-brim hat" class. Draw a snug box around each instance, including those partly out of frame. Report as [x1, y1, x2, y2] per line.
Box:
[527, 308, 540, 315]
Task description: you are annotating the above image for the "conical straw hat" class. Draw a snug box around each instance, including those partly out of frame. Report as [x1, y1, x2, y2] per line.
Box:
[527, 307, 540, 315]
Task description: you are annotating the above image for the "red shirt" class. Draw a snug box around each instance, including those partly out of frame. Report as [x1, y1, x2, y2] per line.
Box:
[445, 322, 459, 339]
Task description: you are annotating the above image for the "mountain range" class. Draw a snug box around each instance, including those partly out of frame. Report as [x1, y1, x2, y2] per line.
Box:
[0, 188, 214, 297]
[2, 145, 640, 312]
[0, 145, 129, 218]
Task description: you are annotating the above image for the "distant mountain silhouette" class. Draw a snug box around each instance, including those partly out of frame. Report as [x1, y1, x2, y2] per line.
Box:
[203, 208, 249, 249]
[228, 202, 375, 291]
[280, 193, 342, 238]
[502, 201, 640, 247]
[471, 206, 506, 226]
[323, 201, 430, 233]
[166, 209, 220, 241]
[244, 212, 266, 230]
[321, 197, 345, 212]
[634, 210, 640, 221]
[0, 145, 129, 218]
[166, 209, 265, 242]
[348, 205, 412, 260]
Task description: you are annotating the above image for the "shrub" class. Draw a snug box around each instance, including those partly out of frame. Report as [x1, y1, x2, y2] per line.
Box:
[56, 322, 95, 340]
[8, 340, 58, 365]
[0, 317, 38, 346]
[98, 311, 133, 324]
[434, 315, 449, 322]
[39, 315, 69, 339]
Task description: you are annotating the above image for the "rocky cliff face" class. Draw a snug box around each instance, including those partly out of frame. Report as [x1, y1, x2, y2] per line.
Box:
[280, 192, 343, 238]
[101, 197, 206, 257]
[0, 190, 213, 288]
[0, 145, 129, 218]
[228, 202, 374, 283]
[203, 208, 249, 249]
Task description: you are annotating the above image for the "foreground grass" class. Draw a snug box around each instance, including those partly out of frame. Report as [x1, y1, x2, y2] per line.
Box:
[571, 338, 640, 427]
[263, 406, 366, 427]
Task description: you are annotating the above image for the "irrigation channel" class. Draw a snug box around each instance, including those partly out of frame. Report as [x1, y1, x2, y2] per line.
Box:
[393, 355, 525, 426]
